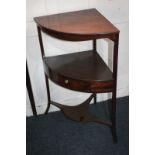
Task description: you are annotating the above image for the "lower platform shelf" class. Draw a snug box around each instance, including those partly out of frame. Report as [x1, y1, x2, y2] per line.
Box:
[46, 94, 112, 126]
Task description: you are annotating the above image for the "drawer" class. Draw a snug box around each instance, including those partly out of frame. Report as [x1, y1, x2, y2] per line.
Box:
[52, 74, 90, 92]
[48, 73, 113, 93]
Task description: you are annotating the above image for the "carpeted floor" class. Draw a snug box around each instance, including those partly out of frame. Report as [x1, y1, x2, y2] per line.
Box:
[27, 96, 129, 155]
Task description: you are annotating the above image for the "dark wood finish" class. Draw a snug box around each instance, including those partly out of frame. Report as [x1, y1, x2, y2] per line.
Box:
[49, 94, 111, 126]
[93, 39, 96, 51]
[43, 50, 113, 93]
[93, 39, 97, 103]
[34, 9, 119, 41]
[111, 34, 119, 143]
[26, 62, 37, 116]
[44, 74, 51, 114]
[37, 26, 51, 114]
[34, 8, 119, 143]
[93, 93, 97, 104]
[37, 26, 45, 57]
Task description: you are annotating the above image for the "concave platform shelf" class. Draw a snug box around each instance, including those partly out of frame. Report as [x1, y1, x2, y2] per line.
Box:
[34, 8, 120, 143]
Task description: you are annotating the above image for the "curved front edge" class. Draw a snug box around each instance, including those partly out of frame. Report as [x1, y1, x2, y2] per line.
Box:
[38, 25, 119, 42]
[43, 63, 114, 93]
[49, 94, 112, 126]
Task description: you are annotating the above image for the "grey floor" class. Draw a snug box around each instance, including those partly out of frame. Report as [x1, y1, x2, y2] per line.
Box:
[27, 96, 129, 155]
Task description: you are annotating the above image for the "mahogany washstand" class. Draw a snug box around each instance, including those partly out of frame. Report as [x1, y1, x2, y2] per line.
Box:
[34, 9, 119, 142]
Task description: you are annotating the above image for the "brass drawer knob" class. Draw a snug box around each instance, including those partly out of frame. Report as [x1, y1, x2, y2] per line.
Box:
[65, 80, 69, 84]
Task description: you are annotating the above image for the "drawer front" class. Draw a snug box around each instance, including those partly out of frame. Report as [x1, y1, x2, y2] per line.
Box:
[48, 73, 113, 93]
[53, 74, 90, 92]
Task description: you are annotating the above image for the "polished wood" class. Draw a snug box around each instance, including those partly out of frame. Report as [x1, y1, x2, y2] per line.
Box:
[111, 34, 119, 143]
[49, 94, 111, 126]
[34, 8, 120, 143]
[37, 26, 45, 57]
[43, 50, 113, 93]
[26, 62, 37, 116]
[93, 93, 97, 104]
[93, 39, 97, 103]
[93, 39, 96, 51]
[34, 9, 119, 41]
[37, 26, 51, 114]
[44, 74, 51, 114]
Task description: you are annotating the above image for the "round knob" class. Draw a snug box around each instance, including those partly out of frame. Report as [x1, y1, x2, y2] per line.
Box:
[65, 80, 69, 84]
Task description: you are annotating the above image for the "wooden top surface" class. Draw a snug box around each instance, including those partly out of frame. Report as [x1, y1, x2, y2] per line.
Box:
[34, 9, 119, 36]
[43, 50, 113, 82]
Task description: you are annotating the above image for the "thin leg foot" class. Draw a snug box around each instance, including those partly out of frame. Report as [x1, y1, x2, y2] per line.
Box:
[112, 126, 117, 143]
[111, 91, 117, 143]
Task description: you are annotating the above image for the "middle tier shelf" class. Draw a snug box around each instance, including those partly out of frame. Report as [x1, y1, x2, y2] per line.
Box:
[43, 50, 114, 93]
